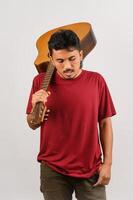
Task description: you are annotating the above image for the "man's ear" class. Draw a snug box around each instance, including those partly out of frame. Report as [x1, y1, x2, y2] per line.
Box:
[80, 50, 83, 61]
[48, 52, 54, 65]
[51, 58, 55, 66]
[49, 55, 54, 65]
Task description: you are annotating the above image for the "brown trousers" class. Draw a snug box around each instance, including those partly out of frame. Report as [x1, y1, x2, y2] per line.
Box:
[40, 161, 106, 200]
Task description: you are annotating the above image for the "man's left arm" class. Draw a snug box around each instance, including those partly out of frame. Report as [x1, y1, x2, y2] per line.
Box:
[94, 117, 113, 186]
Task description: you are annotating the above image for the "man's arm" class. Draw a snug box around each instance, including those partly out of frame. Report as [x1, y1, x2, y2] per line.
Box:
[94, 117, 113, 186]
[99, 117, 113, 166]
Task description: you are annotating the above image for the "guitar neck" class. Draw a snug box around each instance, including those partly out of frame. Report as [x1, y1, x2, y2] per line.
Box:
[40, 62, 55, 90]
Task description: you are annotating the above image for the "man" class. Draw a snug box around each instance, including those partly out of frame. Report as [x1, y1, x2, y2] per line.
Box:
[26, 29, 116, 200]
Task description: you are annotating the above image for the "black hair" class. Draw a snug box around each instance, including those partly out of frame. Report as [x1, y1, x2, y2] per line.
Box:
[48, 29, 81, 56]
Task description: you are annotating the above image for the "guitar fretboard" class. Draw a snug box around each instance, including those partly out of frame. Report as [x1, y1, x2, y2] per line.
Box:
[40, 62, 55, 90]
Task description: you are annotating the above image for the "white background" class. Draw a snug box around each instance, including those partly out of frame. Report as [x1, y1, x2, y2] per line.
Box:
[0, 0, 132, 199]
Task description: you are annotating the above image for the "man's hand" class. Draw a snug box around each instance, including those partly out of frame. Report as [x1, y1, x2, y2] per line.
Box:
[26, 89, 51, 130]
[93, 163, 111, 187]
[32, 89, 51, 108]
[31, 89, 51, 121]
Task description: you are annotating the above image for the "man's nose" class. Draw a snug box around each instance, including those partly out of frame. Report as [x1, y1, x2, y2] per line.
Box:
[63, 60, 72, 69]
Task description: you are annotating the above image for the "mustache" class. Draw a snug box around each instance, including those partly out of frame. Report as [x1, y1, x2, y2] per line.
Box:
[63, 69, 74, 73]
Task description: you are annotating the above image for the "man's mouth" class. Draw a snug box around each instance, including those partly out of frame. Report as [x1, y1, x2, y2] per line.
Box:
[63, 70, 74, 75]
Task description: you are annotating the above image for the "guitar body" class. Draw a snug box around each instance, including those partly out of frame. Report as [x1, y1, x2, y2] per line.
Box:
[34, 22, 96, 73]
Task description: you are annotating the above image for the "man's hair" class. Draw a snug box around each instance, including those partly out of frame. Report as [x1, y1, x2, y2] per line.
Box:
[48, 29, 81, 56]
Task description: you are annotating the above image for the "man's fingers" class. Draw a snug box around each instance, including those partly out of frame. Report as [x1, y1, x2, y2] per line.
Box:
[93, 177, 103, 187]
[93, 176, 110, 187]
[32, 90, 51, 106]
[35, 89, 45, 95]
[35, 89, 51, 97]
[45, 109, 50, 114]
[44, 113, 49, 117]
[44, 90, 51, 97]
[44, 109, 51, 121]
[47, 91, 51, 96]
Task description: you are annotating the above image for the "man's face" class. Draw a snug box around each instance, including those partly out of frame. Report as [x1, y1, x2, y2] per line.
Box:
[51, 48, 83, 79]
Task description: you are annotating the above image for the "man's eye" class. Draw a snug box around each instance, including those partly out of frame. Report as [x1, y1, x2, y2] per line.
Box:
[58, 60, 64, 63]
[69, 58, 76, 61]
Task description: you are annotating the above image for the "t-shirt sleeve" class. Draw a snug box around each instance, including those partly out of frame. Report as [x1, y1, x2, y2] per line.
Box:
[26, 76, 39, 114]
[98, 74, 116, 122]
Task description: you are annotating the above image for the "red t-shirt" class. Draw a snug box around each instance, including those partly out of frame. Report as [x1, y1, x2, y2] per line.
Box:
[26, 69, 116, 178]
